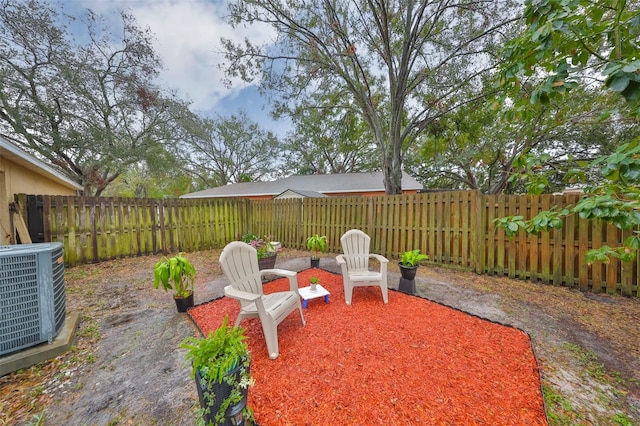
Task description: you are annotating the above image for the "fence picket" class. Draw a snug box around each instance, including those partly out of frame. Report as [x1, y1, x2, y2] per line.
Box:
[607, 223, 619, 294]
[529, 195, 539, 282]
[552, 195, 564, 286]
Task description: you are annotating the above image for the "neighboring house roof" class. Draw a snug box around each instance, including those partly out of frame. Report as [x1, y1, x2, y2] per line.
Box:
[0, 135, 83, 191]
[182, 172, 423, 198]
[273, 189, 329, 199]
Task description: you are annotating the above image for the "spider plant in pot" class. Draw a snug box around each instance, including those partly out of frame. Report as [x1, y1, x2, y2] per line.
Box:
[153, 252, 196, 312]
[181, 316, 254, 426]
[398, 249, 429, 281]
[306, 234, 328, 268]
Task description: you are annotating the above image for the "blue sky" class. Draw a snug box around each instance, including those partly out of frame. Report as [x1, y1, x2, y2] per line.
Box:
[58, 0, 288, 135]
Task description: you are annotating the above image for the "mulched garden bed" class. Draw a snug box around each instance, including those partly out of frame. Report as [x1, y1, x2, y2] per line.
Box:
[188, 268, 547, 425]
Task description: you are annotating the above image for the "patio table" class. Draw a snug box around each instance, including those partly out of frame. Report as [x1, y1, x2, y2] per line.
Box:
[298, 285, 330, 308]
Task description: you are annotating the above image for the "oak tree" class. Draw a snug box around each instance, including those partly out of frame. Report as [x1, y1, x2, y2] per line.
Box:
[0, 0, 193, 195]
[221, 0, 520, 194]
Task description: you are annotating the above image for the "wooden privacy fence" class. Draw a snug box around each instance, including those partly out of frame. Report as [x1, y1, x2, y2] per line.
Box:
[16, 191, 638, 297]
[14, 194, 248, 266]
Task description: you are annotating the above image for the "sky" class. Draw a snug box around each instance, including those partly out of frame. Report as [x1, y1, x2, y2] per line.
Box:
[60, 0, 288, 135]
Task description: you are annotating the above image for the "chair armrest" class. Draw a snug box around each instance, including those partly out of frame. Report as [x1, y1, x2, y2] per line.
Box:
[224, 285, 260, 302]
[260, 268, 296, 279]
[260, 268, 300, 291]
[336, 254, 346, 265]
[370, 254, 389, 264]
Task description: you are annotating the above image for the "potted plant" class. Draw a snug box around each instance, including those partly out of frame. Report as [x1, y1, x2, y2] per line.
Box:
[180, 316, 254, 426]
[306, 234, 328, 268]
[309, 276, 320, 291]
[242, 233, 277, 270]
[153, 252, 196, 312]
[398, 249, 429, 281]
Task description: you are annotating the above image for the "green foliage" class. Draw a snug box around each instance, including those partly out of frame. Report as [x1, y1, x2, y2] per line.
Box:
[309, 276, 319, 284]
[399, 249, 429, 267]
[180, 111, 286, 188]
[493, 215, 527, 238]
[180, 316, 249, 383]
[495, 141, 640, 264]
[283, 92, 381, 175]
[0, 0, 197, 195]
[306, 234, 328, 259]
[492, 211, 568, 238]
[242, 233, 275, 260]
[542, 383, 583, 424]
[180, 316, 253, 425]
[153, 253, 196, 298]
[501, 0, 640, 117]
[509, 154, 552, 195]
[612, 413, 636, 426]
[408, 83, 626, 194]
[101, 156, 194, 198]
[499, 0, 640, 264]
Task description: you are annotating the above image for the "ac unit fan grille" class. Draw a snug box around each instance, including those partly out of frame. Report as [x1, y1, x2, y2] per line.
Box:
[0, 254, 41, 354]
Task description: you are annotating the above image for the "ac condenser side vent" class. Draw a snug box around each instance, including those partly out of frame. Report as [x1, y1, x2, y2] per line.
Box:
[0, 242, 66, 356]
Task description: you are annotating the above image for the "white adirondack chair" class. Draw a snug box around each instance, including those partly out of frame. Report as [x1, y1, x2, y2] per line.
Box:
[336, 229, 389, 305]
[220, 241, 306, 359]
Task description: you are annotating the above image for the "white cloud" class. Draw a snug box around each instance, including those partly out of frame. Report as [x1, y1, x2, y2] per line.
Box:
[70, 0, 274, 113]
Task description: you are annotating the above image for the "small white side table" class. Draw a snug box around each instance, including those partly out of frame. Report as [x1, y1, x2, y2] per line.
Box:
[298, 285, 330, 308]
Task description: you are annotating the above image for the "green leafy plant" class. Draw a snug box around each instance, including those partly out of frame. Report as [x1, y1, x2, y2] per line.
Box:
[495, 142, 640, 267]
[399, 249, 429, 267]
[306, 234, 328, 259]
[153, 252, 195, 298]
[242, 233, 275, 260]
[180, 316, 254, 425]
[309, 276, 319, 285]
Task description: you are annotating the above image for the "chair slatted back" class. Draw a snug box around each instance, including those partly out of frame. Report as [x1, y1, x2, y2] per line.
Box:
[340, 229, 371, 272]
[220, 241, 264, 296]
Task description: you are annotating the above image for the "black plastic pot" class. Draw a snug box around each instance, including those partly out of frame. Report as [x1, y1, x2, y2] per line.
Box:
[258, 253, 277, 270]
[310, 258, 320, 268]
[195, 363, 250, 426]
[174, 292, 194, 312]
[399, 264, 418, 280]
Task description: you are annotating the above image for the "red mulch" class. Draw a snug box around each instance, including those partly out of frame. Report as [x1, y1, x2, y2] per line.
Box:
[188, 269, 547, 426]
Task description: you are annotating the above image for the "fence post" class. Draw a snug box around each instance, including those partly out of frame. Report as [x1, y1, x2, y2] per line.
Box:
[471, 190, 485, 274]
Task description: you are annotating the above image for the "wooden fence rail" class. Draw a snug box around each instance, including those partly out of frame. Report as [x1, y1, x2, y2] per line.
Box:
[15, 191, 638, 297]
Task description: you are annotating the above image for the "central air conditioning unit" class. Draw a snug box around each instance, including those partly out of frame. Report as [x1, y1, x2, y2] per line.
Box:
[0, 242, 66, 356]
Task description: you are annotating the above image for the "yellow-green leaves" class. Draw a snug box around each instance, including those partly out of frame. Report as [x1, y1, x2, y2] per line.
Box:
[153, 253, 196, 297]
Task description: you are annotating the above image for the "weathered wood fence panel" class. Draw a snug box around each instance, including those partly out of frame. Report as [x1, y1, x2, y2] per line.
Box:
[17, 190, 639, 297]
[17, 194, 246, 265]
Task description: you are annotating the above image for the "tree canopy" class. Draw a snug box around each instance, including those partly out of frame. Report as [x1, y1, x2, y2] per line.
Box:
[0, 0, 195, 195]
[502, 0, 640, 117]
[221, 0, 521, 194]
[495, 0, 640, 268]
[178, 111, 285, 189]
[284, 91, 380, 175]
[407, 85, 635, 194]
